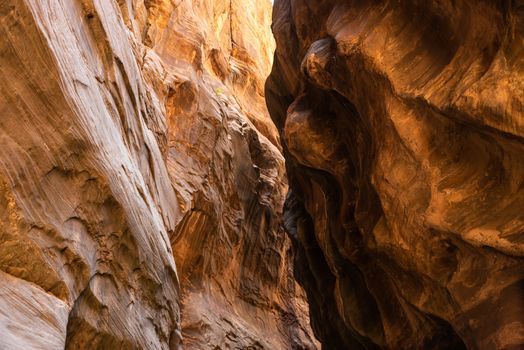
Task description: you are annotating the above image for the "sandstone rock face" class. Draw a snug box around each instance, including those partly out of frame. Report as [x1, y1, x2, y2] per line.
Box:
[267, 0, 524, 349]
[0, 0, 315, 349]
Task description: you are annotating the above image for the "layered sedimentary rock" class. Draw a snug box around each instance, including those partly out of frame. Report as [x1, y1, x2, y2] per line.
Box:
[0, 0, 315, 349]
[145, 1, 316, 348]
[267, 0, 524, 349]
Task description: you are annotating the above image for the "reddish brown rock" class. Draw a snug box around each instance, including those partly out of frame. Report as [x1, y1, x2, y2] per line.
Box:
[0, 0, 316, 349]
[267, 0, 524, 349]
[144, 0, 316, 348]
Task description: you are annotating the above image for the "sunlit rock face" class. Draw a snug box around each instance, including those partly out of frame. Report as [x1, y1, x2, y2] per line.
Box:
[266, 0, 524, 349]
[144, 0, 316, 348]
[0, 0, 316, 349]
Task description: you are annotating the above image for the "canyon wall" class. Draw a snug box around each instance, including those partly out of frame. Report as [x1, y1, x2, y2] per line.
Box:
[267, 0, 524, 349]
[0, 0, 316, 349]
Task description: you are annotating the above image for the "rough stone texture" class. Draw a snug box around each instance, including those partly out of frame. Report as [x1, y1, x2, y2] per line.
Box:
[0, 0, 316, 349]
[266, 0, 524, 349]
[146, 1, 316, 348]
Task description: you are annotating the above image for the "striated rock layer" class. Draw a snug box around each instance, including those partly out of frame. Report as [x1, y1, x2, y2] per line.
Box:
[0, 0, 316, 349]
[267, 0, 524, 349]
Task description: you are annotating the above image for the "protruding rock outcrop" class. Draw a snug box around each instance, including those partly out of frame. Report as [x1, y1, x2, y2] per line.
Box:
[267, 0, 524, 349]
[0, 0, 315, 349]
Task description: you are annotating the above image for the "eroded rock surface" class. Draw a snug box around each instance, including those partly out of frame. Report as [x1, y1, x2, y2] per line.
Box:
[0, 0, 315, 349]
[267, 1, 524, 349]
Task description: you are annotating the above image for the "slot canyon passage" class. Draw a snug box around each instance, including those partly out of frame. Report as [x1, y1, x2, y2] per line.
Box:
[0, 0, 523, 349]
